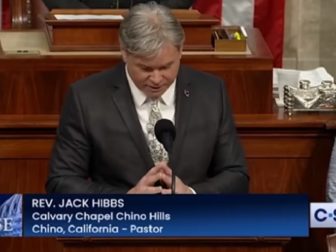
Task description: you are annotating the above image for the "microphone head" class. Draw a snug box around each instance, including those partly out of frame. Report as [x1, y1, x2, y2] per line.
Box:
[154, 119, 176, 145]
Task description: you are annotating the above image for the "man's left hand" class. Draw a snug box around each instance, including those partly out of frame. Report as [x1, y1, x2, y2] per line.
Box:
[155, 162, 194, 194]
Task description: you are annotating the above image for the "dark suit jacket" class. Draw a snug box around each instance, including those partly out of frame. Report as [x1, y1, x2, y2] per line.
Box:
[46, 64, 248, 194]
[43, 0, 194, 9]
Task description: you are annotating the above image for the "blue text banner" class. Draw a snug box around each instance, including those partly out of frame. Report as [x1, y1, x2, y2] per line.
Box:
[21, 194, 309, 237]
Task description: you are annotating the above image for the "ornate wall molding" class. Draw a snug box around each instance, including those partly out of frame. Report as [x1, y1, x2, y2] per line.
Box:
[11, 0, 32, 28]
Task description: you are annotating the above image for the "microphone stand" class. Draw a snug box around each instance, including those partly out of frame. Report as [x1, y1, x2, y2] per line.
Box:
[168, 150, 175, 195]
[164, 136, 175, 195]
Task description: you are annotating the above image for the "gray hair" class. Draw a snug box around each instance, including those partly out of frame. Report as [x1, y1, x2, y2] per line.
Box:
[119, 2, 185, 57]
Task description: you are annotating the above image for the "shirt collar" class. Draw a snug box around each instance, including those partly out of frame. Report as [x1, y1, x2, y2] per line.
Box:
[125, 65, 176, 107]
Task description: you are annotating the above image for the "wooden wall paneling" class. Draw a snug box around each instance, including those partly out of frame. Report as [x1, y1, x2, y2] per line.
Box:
[247, 159, 311, 193]
[0, 60, 113, 114]
[0, 55, 272, 114]
[0, 160, 49, 192]
[61, 238, 289, 252]
[241, 130, 334, 197]
[0, 115, 56, 192]
[0, 134, 55, 193]
[0, 238, 62, 252]
[237, 116, 336, 252]
[0, 28, 273, 114]
[209, 69, 273, 114]
[0, 114, 334, 252]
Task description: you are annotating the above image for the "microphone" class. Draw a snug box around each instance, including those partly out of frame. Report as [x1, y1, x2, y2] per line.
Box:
[154, 119, 176, 154]
[154, 119, 176, 194]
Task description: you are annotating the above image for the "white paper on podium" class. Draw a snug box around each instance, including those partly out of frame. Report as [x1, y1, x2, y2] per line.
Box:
[273, 67, 334, 107]
[54, 14, 124, 20]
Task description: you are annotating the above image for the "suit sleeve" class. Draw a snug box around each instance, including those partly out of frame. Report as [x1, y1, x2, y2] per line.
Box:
[46, 86, 127, 194]
[192, 82, 249, 193]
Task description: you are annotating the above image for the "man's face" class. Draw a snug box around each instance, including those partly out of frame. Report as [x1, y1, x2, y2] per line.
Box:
[122, 43, 182, 99]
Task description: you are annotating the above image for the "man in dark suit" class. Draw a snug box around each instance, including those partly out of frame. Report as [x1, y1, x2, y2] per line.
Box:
[46, 3, 248, 194]
[43, 0, 194, 9]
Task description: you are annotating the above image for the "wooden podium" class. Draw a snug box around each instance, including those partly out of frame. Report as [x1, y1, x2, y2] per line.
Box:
[0, 111, 334, 252]
[59, 237, 290, 252]
[42, 9, 219, 51]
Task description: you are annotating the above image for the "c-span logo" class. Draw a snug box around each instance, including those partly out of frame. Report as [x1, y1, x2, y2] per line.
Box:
[0, 194, 22, 236]
[310, 203, 336, 228]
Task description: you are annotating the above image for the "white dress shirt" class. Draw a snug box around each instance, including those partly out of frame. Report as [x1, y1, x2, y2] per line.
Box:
[125, 66, 176, 136]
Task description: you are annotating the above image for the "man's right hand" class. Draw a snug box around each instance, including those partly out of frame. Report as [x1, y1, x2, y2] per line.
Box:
[127, 165, 168, 194]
